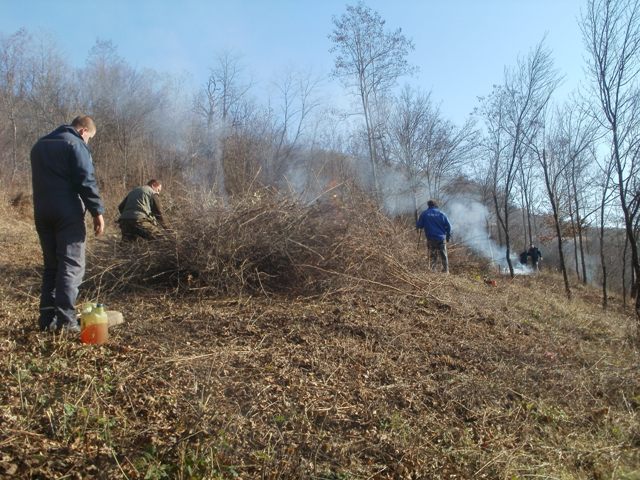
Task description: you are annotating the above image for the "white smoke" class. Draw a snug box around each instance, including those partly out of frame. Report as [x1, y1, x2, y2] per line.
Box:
[447, 198, 532, 274]
[562, 240, 602, 284]
[379, 167, 420, 216]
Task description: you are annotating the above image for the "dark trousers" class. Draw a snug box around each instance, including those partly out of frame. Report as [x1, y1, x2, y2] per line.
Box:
[35, 214, 86, 330]
[427, 238, 449, 273]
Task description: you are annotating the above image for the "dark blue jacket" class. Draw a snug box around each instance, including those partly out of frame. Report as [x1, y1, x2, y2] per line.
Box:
[527, 246, 542, 262]
[31, 125, 104, 220]
[416, 206, 451, 241]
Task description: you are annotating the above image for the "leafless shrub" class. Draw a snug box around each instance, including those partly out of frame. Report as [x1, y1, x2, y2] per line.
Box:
[86, 187, 431, 297]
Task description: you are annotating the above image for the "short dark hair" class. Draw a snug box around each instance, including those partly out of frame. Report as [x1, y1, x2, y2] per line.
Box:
[147, 179, 161, 187]
[71, 115, 96, 133]
[427, 200, 437, 208]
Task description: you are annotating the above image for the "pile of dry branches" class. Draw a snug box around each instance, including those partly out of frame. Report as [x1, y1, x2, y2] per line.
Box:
[86, 188, 429, 297]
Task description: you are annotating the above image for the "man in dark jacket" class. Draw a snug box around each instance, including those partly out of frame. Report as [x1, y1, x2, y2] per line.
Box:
[416, 200, 452, 273]
[31, 115, 105, 332]
[527, 244, 543, 271]
[117, 179, 167, 241]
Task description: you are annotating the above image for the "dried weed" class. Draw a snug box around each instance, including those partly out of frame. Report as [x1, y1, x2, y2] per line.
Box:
[0, 195, 638, 479]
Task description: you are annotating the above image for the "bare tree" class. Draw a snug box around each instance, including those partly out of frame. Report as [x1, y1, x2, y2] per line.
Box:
[488, 40, 560, 277]
[193, 51, 252, 195]
[582, 0, 640, 327]
[596, 155, 617, 308]
[265, 68, 322, 185]
[558, 101, 598, 284]
[529, 112, 572, 298]
[386, 85, 476, 219]
[194, 51, 252, 129]
[423, 115, 477, 201]
[83, 40, 168, 191]
[515, 150, 538, 249]
[0, 29, 30, 191]
[386, 86, 433, 221]
[479, 85, 510, 251]
[26, 32, 75, 129]
[329, 1, 416, 197]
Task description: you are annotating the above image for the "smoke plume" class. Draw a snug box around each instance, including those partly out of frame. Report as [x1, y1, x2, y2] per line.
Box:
[447, 198, 532, 274]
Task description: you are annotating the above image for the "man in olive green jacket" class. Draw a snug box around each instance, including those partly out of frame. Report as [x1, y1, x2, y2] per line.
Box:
[117, 179, 167, 241]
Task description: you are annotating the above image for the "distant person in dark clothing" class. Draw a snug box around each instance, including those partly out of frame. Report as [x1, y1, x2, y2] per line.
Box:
[416, 200, 452, 273]
[519, 251, 528, 266]
[31, 115, 105, 332]
[117, 179, 167, 241]
[527, 244, 543, 271]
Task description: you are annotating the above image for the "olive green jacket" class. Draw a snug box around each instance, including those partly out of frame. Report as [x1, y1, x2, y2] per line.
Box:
[117, 185, 165, 227]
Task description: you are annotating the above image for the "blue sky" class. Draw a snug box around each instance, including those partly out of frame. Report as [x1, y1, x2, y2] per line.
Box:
[1, 0, 586, 125]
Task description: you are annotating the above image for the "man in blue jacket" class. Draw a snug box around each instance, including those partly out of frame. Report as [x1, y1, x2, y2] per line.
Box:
[31, 115, 105, 332]
[416, 200, 452, 273]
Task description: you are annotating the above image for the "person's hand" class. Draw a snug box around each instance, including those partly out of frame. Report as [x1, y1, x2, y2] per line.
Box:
[93, 214, 105, 236]
[446, 234, 451, 243]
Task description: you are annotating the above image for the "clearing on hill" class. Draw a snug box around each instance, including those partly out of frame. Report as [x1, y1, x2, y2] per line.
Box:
[0, 203, 638, 479]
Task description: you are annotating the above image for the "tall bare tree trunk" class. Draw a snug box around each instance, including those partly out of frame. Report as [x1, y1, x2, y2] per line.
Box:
[622, 234, 628, 309]
[360, 89, 380, 198]
[542, 149, 571, 298]
[9, 114, 18, 189]
[493, 195, 504, 247]
[527, 203, 534, 246]
[521, 203, 528, 250]
[599, 203, 608, 309]
[568, 204, 581, 280]
[577, 214, 588, 285]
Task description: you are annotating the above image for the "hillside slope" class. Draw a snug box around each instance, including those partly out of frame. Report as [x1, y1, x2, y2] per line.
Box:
[0, 207, 638, 479]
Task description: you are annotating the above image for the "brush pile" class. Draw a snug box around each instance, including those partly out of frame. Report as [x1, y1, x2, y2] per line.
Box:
[86, 188, 430, 297]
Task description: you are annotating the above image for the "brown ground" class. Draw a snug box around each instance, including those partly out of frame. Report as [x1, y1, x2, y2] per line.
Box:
[0, 205, 638, 479]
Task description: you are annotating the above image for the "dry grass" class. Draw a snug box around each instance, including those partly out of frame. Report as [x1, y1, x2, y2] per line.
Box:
[0, 195, 639, 479]
[85, 187, 432, 298]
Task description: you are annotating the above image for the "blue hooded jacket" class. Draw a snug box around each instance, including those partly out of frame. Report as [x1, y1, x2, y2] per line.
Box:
[31, 125, 104, 220]
[416, 206, 452, 241]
